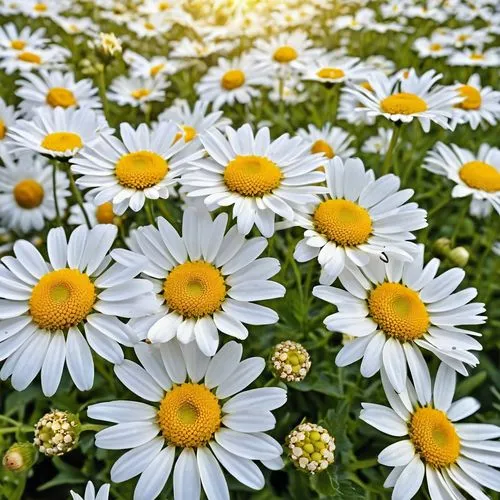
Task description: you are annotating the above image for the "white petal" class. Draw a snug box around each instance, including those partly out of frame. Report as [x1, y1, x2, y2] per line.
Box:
[41, 332, 66, 397]
[359, 403, 408, 436]
[205, 341, 242, 389]
[216, 358, 265, 399]
[222, 387, 287, 413]
[382, 337, 407, 393]
[173, 448, 200, 500]
[215, 429, 282, 460]
[378, 440, 415, 466]
[197, 447, 230, 500]
[88, 401, 157, 423]
[95, 421, 160, 450]
[392, 455, 425, 500]
[433, 362, 456, 412]
[114, 360, 164, 401]
[134, 446, 176, 500]
[447, 397, 480, 422]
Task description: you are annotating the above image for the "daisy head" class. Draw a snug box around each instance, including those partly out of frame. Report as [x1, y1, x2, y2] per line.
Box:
[0, 45, 70, 75]
[124, 50, 181, 80]
[0, 224, 157, 396]
[294, 156, 427, 285]
[300, 54, 373, 85]
[181, 124, 327, 237]
[107, 75, 169, 108]
[448, 47, 500, 67]
[297, 123, 356, 162]
[413, 36, 454, 59]
[0, 22, 47, 51]
[128, 208, 285, 355]
[361, 363, 500, 499]
[71, 121, 203, 215]
[68, 199, 120, 227]
[0, 97, 20, 150]
[88, 340, 287, 500]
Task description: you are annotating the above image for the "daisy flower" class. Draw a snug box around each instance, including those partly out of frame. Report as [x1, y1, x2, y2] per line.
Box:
[300, 54, 373, 85]
[424, 142, 500, 215]
[182, 124, 326, 237]
[297, 123, 356, 161]
[21, 0, 70, 18]
[313, 245, 485, 392]
[71, 122, 203, 214]
[128, 208, 285, 355]
[361, 127, 396, 155]
[293, 156, 427, 285]
[0, 22, 47, 51]
[88, 339, 287, 500]
[450, 73, 500, 130]
[413, 37, 453, 59]
[124, 50, 182, 80]
[360, 363, 500, 499]
[448, 48, 500, 67]
[107, 76, 169, 108]
[169, 37, 234, 60]
[68, 200, 118, 227]
[53, 16, 99, 36]
[70, 481, 110, 500]
[346, 70, 460, 132]
[195, 55, 272, 110]
[0, 46, 70, 75]
[0, 151, 70, 233]
[0, 97, 20, 153]
[127, 16, 172, 39]
[0, 225, 157, 396]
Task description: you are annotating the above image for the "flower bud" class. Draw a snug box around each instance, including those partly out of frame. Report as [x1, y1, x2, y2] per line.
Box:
[433, 237, 451, 258]
[34, 410, 81, 456]
[271, 340, 311, 382]
[286, 422, 335, 474]
[96, 32, 122, 59]
[2, 442, 37, 472]
[448, 246, 469, 267]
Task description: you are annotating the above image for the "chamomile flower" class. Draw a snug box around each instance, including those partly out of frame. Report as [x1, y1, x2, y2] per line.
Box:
[124, 50, 181, 79]
[424, 142, 500, 215]
[0, 46, 70, 74]
[127, 208, 285, 355]
[331, 8, 376, 31]
[300, 55, 372, 85]
[70, 482, 110, 500]
[127, 15, 172, 39]
[293, 157, 427, 285]
[182, 124, 326, 237]
[0, 98, 20, 153]
[347, 70, 460, 132]
[107, 76, 169, 108]
[361, 127, 395, 155]
[53, 16, 99, 36]
[16, 70, 101, 117]
[0, 151, 70, 233]
[313, 245, 485, 392]
[71, 122, 203, 215]
[0, 22, 47, 51]
[68, 200, 119, 227]
[0, 225, 157, 396]
[413, 37, 453, 58]
[361, 364, 500, 499]
[88, 340, 287, 500]
[169, 37, 234, 60]
[297, 124, 355, 161]
[448, 48, 500, 67]
[21, 0, 70, 18]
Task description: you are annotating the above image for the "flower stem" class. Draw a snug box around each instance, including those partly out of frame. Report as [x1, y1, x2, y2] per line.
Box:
[52, 163, 61, 226]
[450, 201, 469, 246]
[80, 423, 106, 433]
[381, 124, 402, 176]
[98, 65, 109, 118]
[67, 167, 91, 228]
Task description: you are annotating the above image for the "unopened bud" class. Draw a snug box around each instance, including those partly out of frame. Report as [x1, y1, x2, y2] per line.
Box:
[433, 237, 451, 258]
[2, 442, 37, 472]
[448, 246, 469, 267]
[34, 410, 81, 456]
[271, 340, 311, 382]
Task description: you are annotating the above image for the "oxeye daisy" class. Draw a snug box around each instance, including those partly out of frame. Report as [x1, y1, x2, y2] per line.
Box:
[448, 48, 500, 67]
[71, 122, 202, 215]
[0, 97, 20, 153]
[21, 0, 70, 18]
[0, 22, 47, 51]
[124, 50, 182, 80]
[107, 76, 169, 108]
[0, 151, 70, 233]
[15, 70, 101, 117]
[360, 364, 500, 499]
[300, 55, 372, 85]
[0, 225, 157, 396]
[413, 36, 453, 58]
[128, 208, 285, 355]
[297, 123, 355, 162]
[70, 481, 110, 500]
[313, 245, 485, 393]
[182, 124, 326, 237]
[0, 46, 70, 74]
[346, 70, 460, 132]
[424, 142, 500, 215]
[293, 156, 427, 285]
[88, 340, 287, 500]
[361, 127, 396, 155]
[68, 200, 119, 227]
[54, 16, 99, 36]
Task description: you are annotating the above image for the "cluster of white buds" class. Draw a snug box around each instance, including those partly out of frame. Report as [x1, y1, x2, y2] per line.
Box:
[34, 410, 80, 456]
[271, 340, 311, 382]
[286, 422, 335, 474]
[433, 237, 469, 267]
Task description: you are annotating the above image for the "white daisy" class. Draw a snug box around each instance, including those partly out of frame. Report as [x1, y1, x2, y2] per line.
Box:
[70, 481, 110, 500]
[128, 208, 285, 355]
[53, 16, 99, 36]
[71, 121, 202, 214]
[448, 48, 500, 67]
[361, 127, 395, 155]
[297, 123, 356, 161]
[68, 200, 118, 227]
[313, 245, 485, 392]
[0, 22, 47, 51]
[423, 142, 500, 215]
[0, 151, 70, 233]
[360, 363, 500, 499]
[124, 50, 182, 80]
[21, 0, 70, 18]
[0, 46, 70, 75]
[0, 225, 157, 396]
[413, 36, 454, 59]
[0, 97, 20, 153]
[181, 124, 326, 237]
[88, 339, 287, 500]
[127, 15, 172, 39]
[169, 37, 234, 60]
[293, 156, 427, 285]
[300, 54, 373, 85]
[107, 76, 169, 108]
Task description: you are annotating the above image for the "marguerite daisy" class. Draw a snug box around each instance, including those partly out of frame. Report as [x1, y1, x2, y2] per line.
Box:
[0, 46, 70, 74]
[0, 22, 47, 51]
[68, 200, 119, 227]
[300, 55, 372, 85]
[297, 124, 356, 161]
[124, 50, 181, 80]
[107, 76, 169, 108]
[0, 97, 20, 153]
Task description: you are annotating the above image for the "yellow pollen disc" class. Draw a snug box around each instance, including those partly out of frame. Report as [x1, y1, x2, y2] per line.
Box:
[41, 132, 83, 152]
[470, 53, 484, 61]
[175, 125, 197, 143]
[18, 51, 41, 64]
[164, 261, 226, 318]
[30, 269, 96, 331]
[46, 87, 77, 108]
[144, 22, 155, 30]
[368, 282, 429, 341]
[159, 2, 169, 10]
[381, 93, 428, 115]
[313, 199, 372, 247]
[311, 139, 335, 159]
[13, 179, 44, 209]
[221, 69, 245, 90]
[361, 81, 373, 92]
[10, 39, 26, 50]
[456, 85, 481, 110]
[95, 202, 115, 224]
[273, 45, 298, 63]
[158, 383, 221, 448]
[459, 161, 500, 193]
[150, 63, 165, 77]
[458, 34, 469, 42]
[0, 120, 6, 140]
[115, 151, 168, 190]
[131, 88, 151, 100]
[224, 155, 282, 197]
[430, 43, 442, 51]
[409, 407, 460, 468]
[34, 2, 47, 11]
[316, 67, 345, 80]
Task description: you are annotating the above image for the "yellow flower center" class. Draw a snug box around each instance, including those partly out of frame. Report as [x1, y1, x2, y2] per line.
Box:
[163, 261, 226, 318]
[115, 151, 168, 190]
[311, 139, 334, 159]
[221, 69, 245, 90]
[409, 407, 460, 468]
[458, 34, 469, 42]
[0, 120, 5, 140]
[456, 85, 481, 110]
[313, 199, 372, 246]
[368, 282, 429, 341]
[174, 125, 197, 143]
[150, 63, 165, 77]
[46, 87, 77, 108]
[273, 45, 298, 63]
[13, 179, 44, 209]
[131, 88, 151, 100]
[381, 93, 428, 115]
[10, 39, 26, 50]
[316, 67, 345, 80]
[459, 161, 500, 193]
[18, 52, 41, 64]
[30, 269, 96, 331]
[159, 2, 170, 10]
[34, 2, 47, 11]
[158, 383, 221, 448]
[95, 202, 115, 224]
[430, 43, 442, 51]
[470, 53, 484, 61]
[361, 81, 373, 92]
[144, 22, 155, 30]
[41, 132, 83, 153]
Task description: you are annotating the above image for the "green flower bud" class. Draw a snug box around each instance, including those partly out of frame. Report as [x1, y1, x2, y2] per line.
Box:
[2, 442, 37, 472]
[34, 410, 81, 456]
[433, 237, 451, 257]
[448, 247, 469, 267]
[271, 340, 311, 382]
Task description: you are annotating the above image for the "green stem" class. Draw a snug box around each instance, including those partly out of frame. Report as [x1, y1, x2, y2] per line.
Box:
[450, 201, 469, 246]
[80, 423, 106, 433]
[381, 124, 402, 175]
[98, 66, 109, 118]
[52, 163, 61, 226]
[328, 83, 340, 125]
[0, 426, 33, 435]
[68, 167, 91, 228]
[145, 199, 155, 226]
